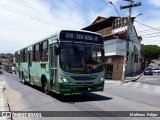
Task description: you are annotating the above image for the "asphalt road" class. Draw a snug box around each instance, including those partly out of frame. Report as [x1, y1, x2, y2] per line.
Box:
[1, 73, 160, 120]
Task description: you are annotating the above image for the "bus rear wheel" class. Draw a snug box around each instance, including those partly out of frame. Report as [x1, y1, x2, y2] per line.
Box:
[22, 73, 26, 85]
[43, 81, 50, 95]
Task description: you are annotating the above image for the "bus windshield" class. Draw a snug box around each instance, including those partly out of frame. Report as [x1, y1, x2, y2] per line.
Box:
[60, 42, 104, 73]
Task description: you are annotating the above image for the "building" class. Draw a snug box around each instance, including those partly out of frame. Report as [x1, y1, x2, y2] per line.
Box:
[82, 16, 142, 80]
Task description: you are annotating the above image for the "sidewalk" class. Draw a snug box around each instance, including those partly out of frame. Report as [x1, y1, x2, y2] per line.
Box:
[105, 71, 143, 84]
[0, 76, 10, 120]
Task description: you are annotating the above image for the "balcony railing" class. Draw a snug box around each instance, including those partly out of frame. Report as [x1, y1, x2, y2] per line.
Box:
[96, 26, 128, 37]
[96, 27, 112, 36]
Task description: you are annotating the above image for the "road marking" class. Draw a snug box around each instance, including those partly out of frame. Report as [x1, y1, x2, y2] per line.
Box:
[142, 84, 149, 90]
[122, 82, 130, 87]
[145, 78, 158, 81]
[155, 86, 160, 93]
[132, 82, 140, 88]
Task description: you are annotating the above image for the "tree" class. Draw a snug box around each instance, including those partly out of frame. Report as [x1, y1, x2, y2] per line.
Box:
[141, 44, 160, 65]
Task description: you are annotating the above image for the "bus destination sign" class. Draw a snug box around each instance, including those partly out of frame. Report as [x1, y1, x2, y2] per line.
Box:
[60, 31, 103, 43]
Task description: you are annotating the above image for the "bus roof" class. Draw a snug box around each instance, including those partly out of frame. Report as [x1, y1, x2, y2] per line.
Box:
[15, 29, 102, 53]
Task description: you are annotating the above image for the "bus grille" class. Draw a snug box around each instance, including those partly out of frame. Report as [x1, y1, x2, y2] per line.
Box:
[75, 82, 94, 85]
[70, 76, 95, 80]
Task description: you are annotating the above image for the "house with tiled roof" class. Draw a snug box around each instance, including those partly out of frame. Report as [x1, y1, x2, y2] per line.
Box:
[82, 16, 142, 80]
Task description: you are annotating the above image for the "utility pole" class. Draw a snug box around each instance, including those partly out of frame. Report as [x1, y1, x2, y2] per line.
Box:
[120, 0, 142, 82]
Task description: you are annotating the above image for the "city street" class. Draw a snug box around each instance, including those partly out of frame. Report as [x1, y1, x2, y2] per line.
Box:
[1, 72, 160, 120]
[1, 0, 160, 120]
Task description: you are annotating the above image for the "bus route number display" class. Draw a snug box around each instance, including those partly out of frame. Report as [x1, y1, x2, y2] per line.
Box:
[60, 31, 103, 43]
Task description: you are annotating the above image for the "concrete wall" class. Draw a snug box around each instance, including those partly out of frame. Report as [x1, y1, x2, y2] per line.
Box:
[105, 56, 124, 80]
[104, 39, 125, 56]
[125, 25, 141, 75]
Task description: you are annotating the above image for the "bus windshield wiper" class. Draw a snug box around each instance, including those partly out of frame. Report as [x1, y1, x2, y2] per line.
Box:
[87, 43, 96, 54]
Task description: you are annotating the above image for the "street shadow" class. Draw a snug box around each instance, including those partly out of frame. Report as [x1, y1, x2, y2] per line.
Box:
[19, 81, 112, 103]
[50, 92, 113, 103]
[20, 81, 44, 92]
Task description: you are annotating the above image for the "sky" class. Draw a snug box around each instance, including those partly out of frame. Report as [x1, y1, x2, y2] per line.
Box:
[0, 0, 160, 53]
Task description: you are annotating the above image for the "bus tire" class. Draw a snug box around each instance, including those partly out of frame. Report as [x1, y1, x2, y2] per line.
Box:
[22, 73, 26, 85]
[43, 81, 50, 95]
[19, 71, 21, 78]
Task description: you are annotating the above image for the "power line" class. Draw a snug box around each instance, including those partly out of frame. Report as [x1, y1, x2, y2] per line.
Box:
[141, 34, 160, 38]
[0, 27, 51, 33]
[1, 0, 159, 41]
[0, 3, 74, 29]
[73, 0, 108, 23]
[139, 31, 160, 36]
[137, 27, 160, 33]
[6, 0, 111, 29]
[8, 0, 85, 26]
[100, 0, 160, 41]
[100, 0, 114, 9]
[100, 0, 160, 36]
[135, 20, 160, 32]
[72, 0, 90, 12]
[97, 0, 160, 44]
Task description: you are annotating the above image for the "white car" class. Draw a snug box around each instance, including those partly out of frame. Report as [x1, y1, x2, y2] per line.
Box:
[152, 68, 160, 73]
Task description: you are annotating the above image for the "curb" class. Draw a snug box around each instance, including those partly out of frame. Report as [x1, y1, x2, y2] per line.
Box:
[0, 78, 11, 120]
[105, 73, 143, 84]
[125, 73, 143, 82]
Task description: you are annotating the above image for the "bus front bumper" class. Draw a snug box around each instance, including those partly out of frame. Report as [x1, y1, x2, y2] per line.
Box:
[58, 82, 104, 95]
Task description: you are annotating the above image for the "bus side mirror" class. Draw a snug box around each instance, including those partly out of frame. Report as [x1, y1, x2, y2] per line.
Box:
[54, 46, 60, 55]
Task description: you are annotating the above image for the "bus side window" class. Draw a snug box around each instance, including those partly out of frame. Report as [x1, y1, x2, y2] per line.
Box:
[33, 43, 40, 62]
[41, 40, 48, 61]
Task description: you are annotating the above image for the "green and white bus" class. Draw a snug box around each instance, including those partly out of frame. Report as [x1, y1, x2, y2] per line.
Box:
[15, 30, 105, 95]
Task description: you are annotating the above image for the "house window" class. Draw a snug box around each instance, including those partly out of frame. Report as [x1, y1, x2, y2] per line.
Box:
[108, 58, 112, 63]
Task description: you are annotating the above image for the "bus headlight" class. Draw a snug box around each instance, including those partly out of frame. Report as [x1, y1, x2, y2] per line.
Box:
[60, 76, 71, 85]
[100, 77, 104, 83]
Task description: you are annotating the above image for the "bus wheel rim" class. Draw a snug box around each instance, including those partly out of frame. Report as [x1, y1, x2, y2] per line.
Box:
[44, 83, 48, 93]
[23, 79, 24, 83]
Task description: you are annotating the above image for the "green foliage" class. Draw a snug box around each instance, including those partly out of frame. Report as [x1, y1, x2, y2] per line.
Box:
[141, 44, 160, 64]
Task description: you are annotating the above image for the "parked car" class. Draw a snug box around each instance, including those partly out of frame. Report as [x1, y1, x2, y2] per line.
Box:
[152, 68, 160, 74]
[11, 67, 16, 74]
[144, 67, 153, 75]
[148, 65, 153, 68]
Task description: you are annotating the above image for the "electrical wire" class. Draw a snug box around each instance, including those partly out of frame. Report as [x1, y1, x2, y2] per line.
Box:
[0, 2, 75, 29]
[137, 27, 160, 33]
[8, 0, 85, 26]
[72, 0, 90, 12]
[0, 27, 51, 33]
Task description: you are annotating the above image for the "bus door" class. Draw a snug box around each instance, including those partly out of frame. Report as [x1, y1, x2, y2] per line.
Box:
[17, 53, 20, 77]
[28, 51, 32, 83]
[50, 44, 58, 89]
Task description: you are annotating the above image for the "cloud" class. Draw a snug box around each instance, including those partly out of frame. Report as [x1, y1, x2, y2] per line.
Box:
[149, 0, 160, 7]
[0, 0, 56, 53]
[0, 0, 120, 53]
[1, 0, 159, 53]
[0, 0, 88, 53]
